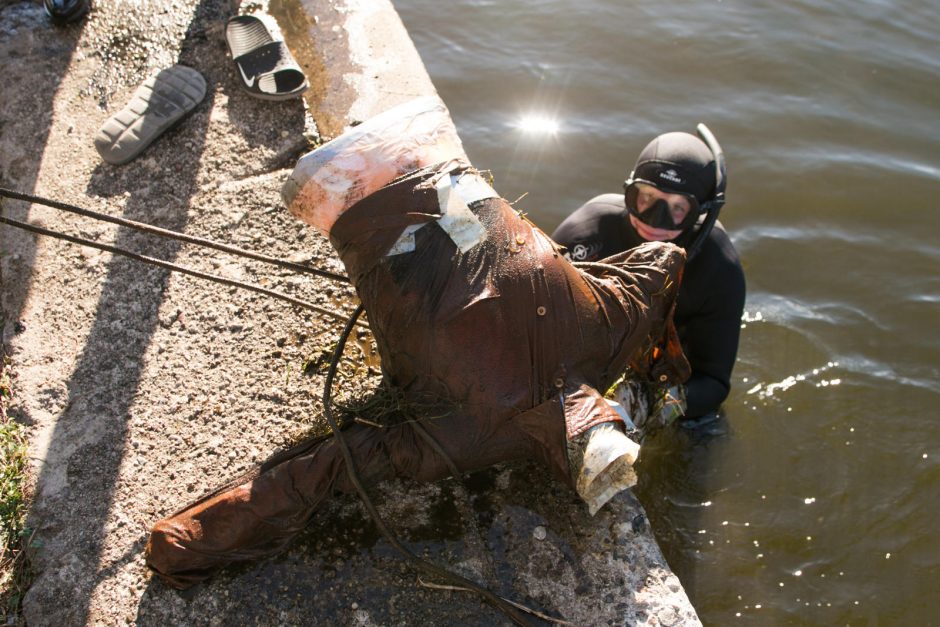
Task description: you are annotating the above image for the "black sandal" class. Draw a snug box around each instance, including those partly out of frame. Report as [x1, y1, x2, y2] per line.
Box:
[44, 0, 90, 25]
[225, 14, 308, 101]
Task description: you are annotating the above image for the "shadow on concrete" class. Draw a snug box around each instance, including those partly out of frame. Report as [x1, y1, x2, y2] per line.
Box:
[0, 2, 86, 341]
[20, 1, 227, 623]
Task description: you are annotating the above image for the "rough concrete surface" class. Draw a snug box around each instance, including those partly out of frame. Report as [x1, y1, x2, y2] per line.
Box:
[0, 0, 700, 624]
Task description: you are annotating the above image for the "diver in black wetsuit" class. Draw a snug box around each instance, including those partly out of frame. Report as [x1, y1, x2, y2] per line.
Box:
[552, 127, 745, 422]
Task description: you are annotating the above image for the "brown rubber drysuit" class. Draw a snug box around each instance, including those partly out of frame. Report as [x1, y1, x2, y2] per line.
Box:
[145, 163, 689, 589]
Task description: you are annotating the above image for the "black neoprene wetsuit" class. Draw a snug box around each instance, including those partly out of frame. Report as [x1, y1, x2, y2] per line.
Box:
[552, 193, 746, 419]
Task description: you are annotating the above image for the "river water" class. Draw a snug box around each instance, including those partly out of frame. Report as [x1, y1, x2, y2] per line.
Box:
[394, 0, 939, 624]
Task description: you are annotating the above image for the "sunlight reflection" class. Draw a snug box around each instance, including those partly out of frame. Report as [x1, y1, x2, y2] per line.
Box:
[515, 113, 560, 136]
[745, 361, 841, 400]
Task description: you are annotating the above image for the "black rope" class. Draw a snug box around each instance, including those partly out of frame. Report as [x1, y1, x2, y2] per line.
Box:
[0, 187, 349, 284]
[0, 214, 363, 327]
[322, 306, 535, 626]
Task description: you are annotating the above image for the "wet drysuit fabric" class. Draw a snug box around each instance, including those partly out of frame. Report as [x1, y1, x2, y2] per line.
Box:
[145, 164, 689, 588]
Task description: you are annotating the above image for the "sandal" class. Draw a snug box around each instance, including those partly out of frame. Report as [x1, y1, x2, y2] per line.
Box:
[44, 0, 90, 25]
[94, 65, 207, 165]
[225, 14, 308, 101]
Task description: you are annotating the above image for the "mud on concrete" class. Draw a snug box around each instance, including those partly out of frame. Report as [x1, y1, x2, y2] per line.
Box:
[0, 0, 699, 624]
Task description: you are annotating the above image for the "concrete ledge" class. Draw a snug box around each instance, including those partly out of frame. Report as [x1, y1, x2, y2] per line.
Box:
[273, 0, 438, 138]
[275, 1, 700, 622]
[0, 0, 700, 623]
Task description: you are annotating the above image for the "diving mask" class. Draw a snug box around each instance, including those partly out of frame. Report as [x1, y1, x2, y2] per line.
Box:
[624, 182, 699, 232]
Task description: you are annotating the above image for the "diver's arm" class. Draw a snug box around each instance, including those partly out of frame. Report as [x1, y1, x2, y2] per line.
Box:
[680, 255, 745, 419]
[684, 372, 730, 419]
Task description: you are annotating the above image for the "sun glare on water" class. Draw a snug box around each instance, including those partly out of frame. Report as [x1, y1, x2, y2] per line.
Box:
[516, 114, 560, 136]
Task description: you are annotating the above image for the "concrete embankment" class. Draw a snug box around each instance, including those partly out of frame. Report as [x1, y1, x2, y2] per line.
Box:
[0, 0, 699, 623]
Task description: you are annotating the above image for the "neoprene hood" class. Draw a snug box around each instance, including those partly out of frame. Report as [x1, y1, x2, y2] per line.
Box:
[628, 132, 716, 203]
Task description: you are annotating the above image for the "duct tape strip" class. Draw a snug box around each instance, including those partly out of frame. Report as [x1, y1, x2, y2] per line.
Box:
[387, 171, 496, 256]
[450, 170, 499, 206]
[436, 173, 488, 253]
[386, 223, 425, 256]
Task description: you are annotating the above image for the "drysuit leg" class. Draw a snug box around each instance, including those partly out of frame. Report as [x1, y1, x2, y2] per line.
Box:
[145, 410, 547, 588]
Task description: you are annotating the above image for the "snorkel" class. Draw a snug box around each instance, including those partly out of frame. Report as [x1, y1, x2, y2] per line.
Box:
[685, 123, 726, 260]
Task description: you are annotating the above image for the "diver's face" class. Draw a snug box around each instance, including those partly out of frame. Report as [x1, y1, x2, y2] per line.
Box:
[629, 184, 692, 241]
